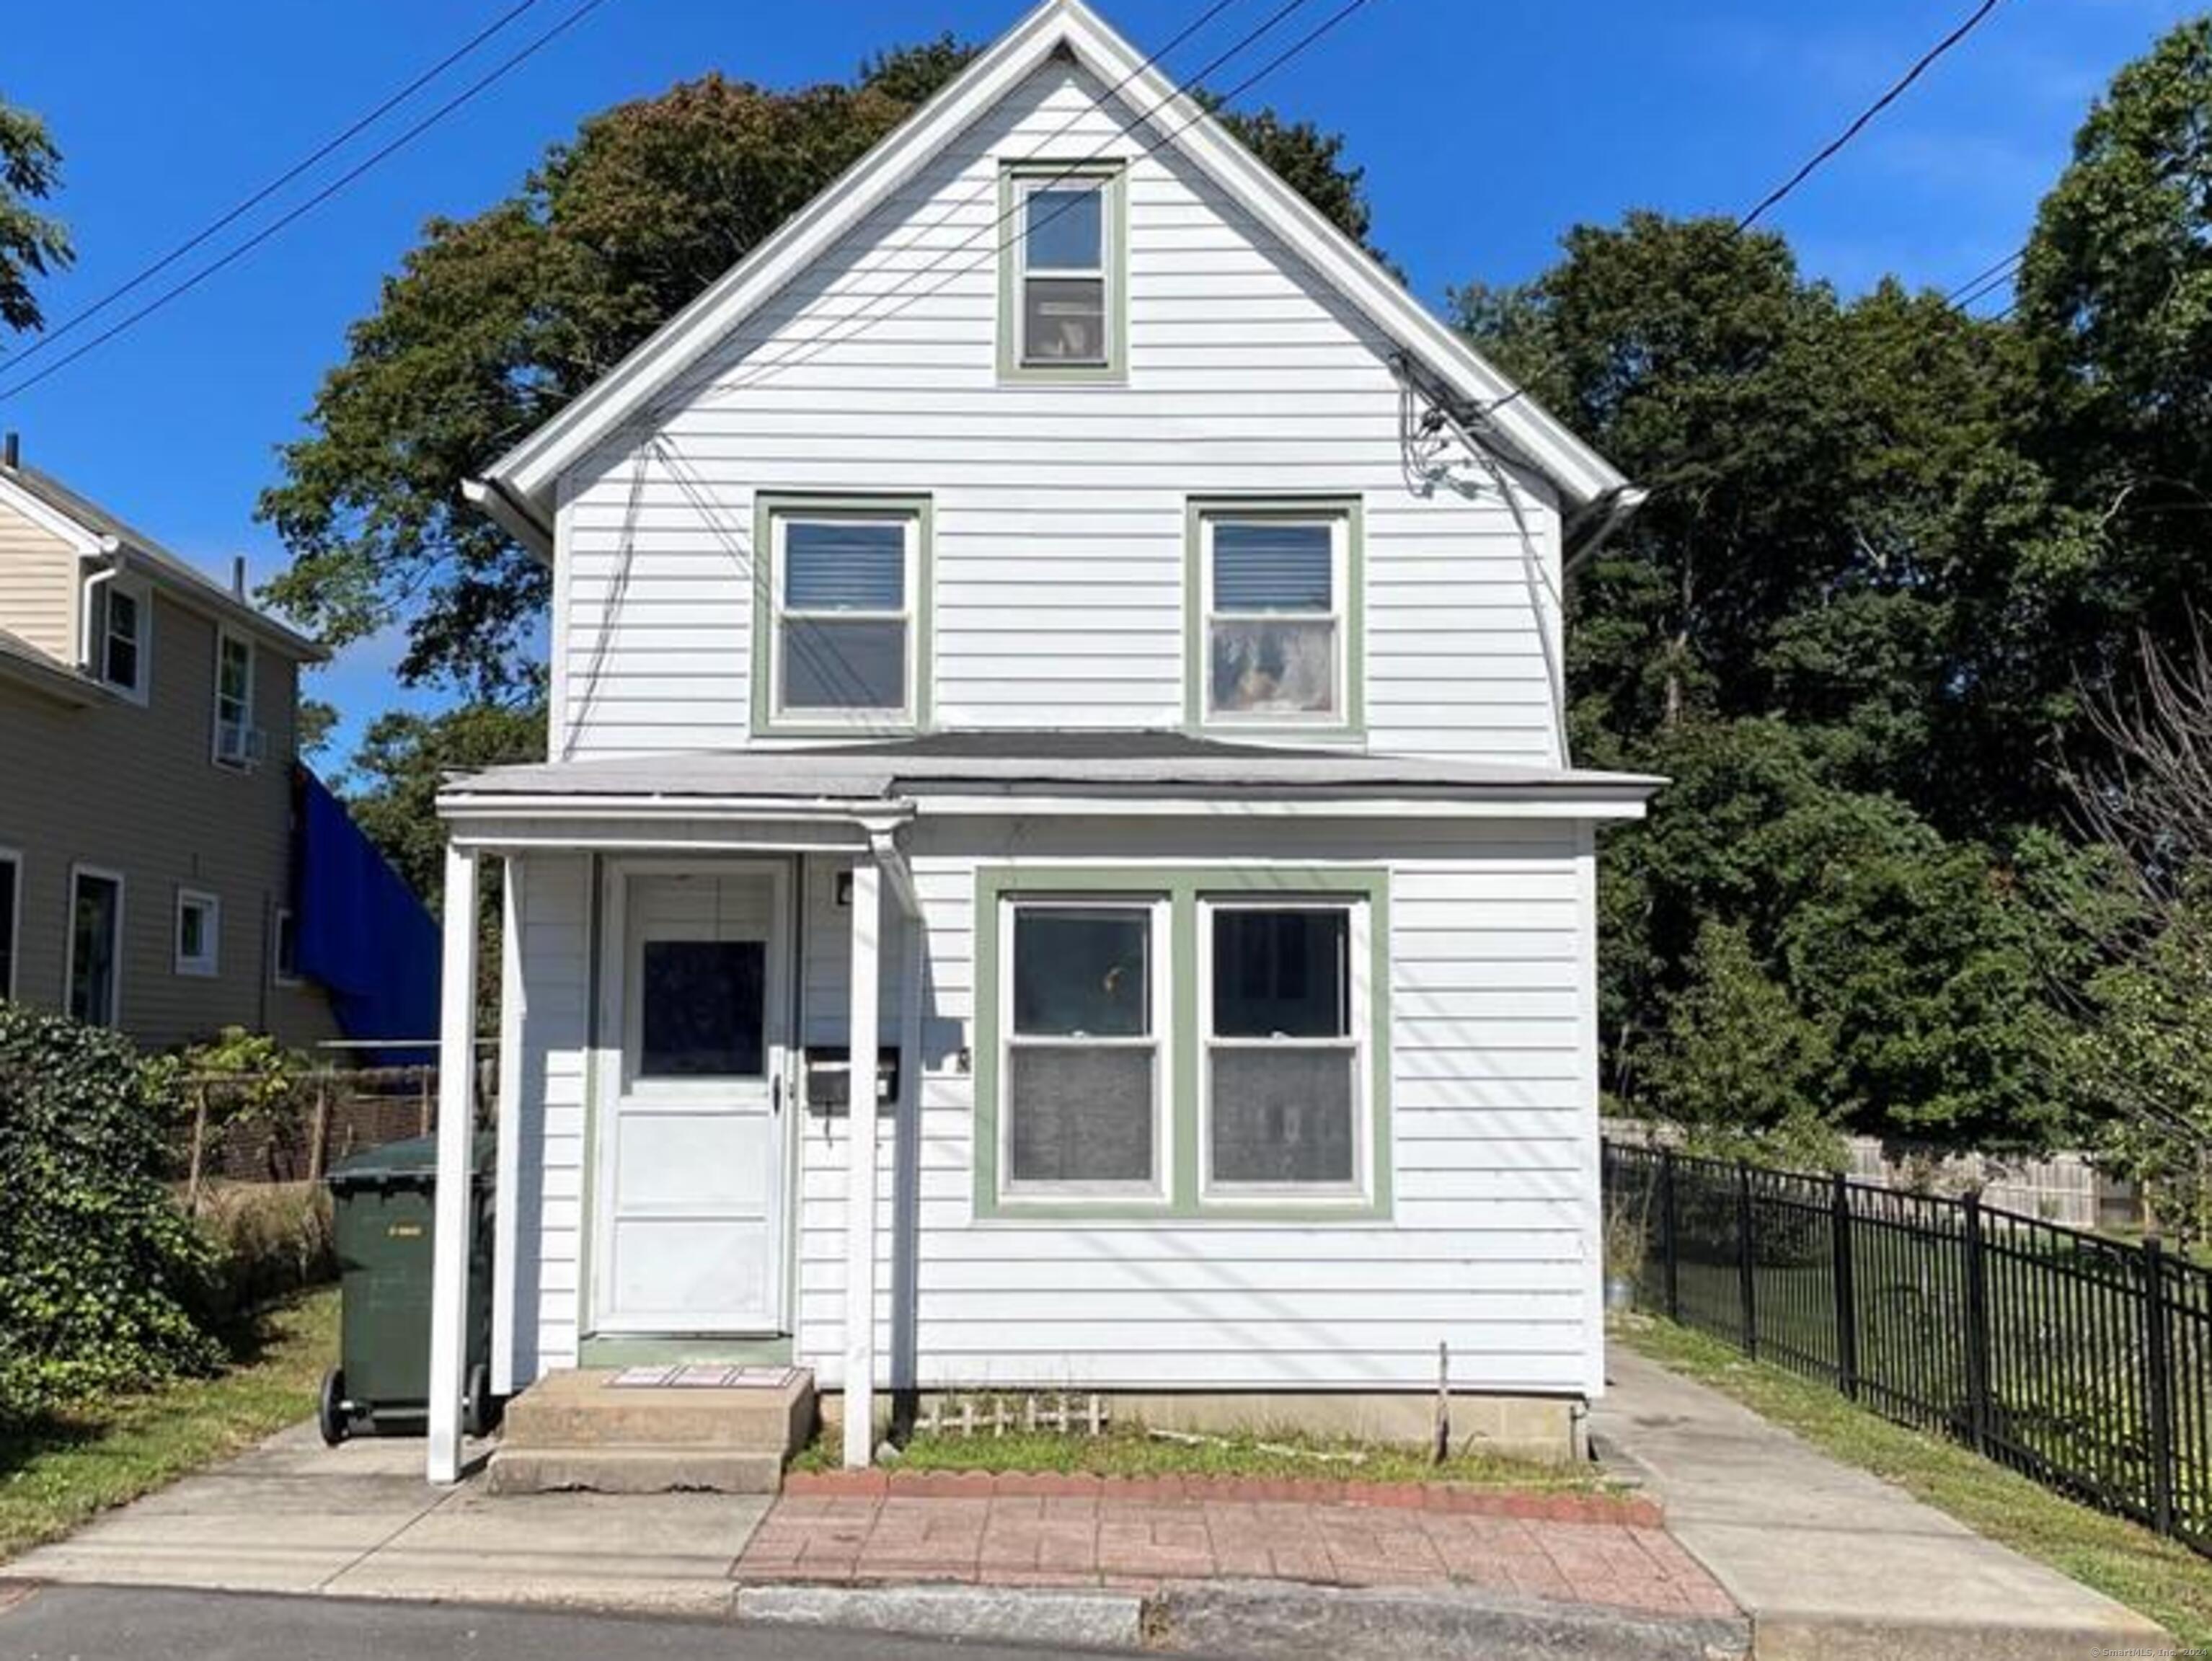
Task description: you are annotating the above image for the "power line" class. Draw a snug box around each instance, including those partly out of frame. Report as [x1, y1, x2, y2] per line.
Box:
[1943, 249, 2022, 307]
[0, 0, 549, 373]
[0, 0, 616, 404]
[1736, 0, 2007, 233]
[710, 0, 1378, 401]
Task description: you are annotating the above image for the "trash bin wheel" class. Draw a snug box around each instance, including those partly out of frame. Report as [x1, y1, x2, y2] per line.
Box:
[318, 1368, 349, 1447]
[463, 1361, 497, 1440]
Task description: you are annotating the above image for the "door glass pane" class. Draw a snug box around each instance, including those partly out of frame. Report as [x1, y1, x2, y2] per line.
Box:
[1212, 521, 1333, 612]
[1210, 1047, 1355, 1184]
[1210, 617, 1336, 714]
[1009, 1046, 1154, 1183]
[1212, 908, 1350, 1037]
[70, 875, 119, 1026]
[1013, 906, 1149, 1036]
[1022, 276, 1106, 363]
[781, 617, 906, 710]
[638, 940, 766, 1077]
[784, 519, 905, 611]
[1025, 185, 1102, 270]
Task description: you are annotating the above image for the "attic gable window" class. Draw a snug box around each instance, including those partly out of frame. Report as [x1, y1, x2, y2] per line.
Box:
[1001, 162, 1125, 381]
[1187, 498, 1364, 733]
[751, 494, 933, 734]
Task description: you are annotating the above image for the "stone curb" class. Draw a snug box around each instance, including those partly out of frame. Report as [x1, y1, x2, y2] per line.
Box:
[733, 1577, 1747, 1660]
[735, 1582, 1146, 1649]
[781, 1467, 1663, 1524]
[1151, 1580, 1751, 1661]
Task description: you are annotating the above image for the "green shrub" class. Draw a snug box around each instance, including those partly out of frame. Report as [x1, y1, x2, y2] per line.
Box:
[190, 1181, 336, 1332]
[0, 1003, 221, 1419]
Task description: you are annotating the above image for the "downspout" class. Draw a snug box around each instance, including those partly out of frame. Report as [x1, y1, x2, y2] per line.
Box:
[76, 537, 125, 672]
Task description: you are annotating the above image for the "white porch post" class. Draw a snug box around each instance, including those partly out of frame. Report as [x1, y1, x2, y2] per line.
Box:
[427, 841, 481, 1484]
[844, 857, 882, 1468]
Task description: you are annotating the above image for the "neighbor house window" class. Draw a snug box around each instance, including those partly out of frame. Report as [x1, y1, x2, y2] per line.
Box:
[754, 496, 929, 731]
[175, 888, 220, 978]
[978, 870, 1389, 1219]
[1001, 164, 1124, 378]
[1202, 900, 1366, 1196]
[272, 906, 301, 987]
[1000, 898, 1166, 1196]
[213, 633, 257, 768]
[90, 579, 150, 698]
[0, 848, 19, 1000]
[67, 867, 123, 1027]
[1191, 501, 1358, 727]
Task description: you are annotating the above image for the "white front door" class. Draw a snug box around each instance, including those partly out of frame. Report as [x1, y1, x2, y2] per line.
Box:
[595, 863, 789, 1334]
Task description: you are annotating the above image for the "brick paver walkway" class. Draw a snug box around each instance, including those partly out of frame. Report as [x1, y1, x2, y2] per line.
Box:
[734, 1492, 1735, 1618]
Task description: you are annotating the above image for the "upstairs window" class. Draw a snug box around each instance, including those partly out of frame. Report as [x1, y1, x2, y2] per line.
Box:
[91, 578, 149, 698]
[1190, 500, 1361, 730]
[213, 633, 258, 769]
[1001, 164, 1124, 380]
[756, 496, 929, 732]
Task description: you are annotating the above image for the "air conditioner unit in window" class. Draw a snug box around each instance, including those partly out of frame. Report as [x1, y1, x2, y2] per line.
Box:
[216, 722, 266, 767]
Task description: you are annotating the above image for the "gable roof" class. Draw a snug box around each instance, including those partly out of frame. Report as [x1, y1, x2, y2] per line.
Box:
[0, 459, 325, 660]
[474, 0, 1629, 537]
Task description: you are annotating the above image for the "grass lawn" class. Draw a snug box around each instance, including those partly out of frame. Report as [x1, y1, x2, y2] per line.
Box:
[0, 1288, 337, 1564]
[794, 1419, 1609, 1489]
[1621, 1313, 2212, 1649]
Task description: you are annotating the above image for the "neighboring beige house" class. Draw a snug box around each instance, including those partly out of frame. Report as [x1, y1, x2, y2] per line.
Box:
[0, 434, 340, 1052]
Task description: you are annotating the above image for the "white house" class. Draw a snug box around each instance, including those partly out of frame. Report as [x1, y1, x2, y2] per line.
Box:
[425, 0, 1655, 1484]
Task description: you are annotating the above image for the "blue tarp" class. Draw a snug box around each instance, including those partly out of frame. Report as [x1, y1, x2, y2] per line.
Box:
[295, 770, 441, 1063]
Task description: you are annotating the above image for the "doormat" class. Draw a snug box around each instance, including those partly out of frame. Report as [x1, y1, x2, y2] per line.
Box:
[607, 1365, 800, 1390]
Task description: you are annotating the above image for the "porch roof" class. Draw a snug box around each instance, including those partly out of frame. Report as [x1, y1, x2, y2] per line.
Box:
[438, 731, 1662, 813]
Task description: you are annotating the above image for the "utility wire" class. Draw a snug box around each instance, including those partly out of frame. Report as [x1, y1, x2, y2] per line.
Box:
[0, 0, 615, 403]
[712, 0, 1376, 400]
[1944, 249, 2022, 307]
[1737, 0, 2007, 232]
[0, 0, 549, 373]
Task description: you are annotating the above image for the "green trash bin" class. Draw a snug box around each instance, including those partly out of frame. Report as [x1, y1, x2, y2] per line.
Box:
[319, 1131, 499, 1445]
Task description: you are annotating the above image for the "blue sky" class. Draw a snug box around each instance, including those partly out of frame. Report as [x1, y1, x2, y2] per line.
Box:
[1, 0, 2198, 763]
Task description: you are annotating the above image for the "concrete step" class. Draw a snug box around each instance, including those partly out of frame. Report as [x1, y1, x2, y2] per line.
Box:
[488, 1445, 786, 1495]
[500, 1368, 815, 1454]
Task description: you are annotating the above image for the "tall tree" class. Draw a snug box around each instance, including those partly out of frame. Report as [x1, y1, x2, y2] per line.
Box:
[263, 42, 1382, 696]
[0, 99, 71, 334]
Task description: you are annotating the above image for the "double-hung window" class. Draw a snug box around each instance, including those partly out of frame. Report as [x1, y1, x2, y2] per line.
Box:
[1192, 501, 1359, 730]
[1001, 898, 1167, 1197]
[980, 871, 1387, 1219]
[1203, 900, 1366, 1197]
[0, 848, 19, 1000]
[67, 867, 123, 1027]
[175, 888, 220, 978]
[213, 633, 256, 767]
[1002, 164, 1123, 378]
[90, 578, 150, 699]
[757, 497, 927, 731]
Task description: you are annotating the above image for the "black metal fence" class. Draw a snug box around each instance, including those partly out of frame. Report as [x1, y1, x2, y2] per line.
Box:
[1604, 1141, 2212, 1554]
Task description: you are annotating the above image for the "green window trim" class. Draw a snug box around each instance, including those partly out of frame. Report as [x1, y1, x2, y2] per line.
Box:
[1183, 495, 1366, 740]
[748, 492, 934, 739]
[972, 865, 1393, 1223]
[997, 161, 1129, 384]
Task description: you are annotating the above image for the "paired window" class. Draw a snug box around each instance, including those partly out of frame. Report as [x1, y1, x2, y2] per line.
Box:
[753, 496, 929, 732]
[1190, 501, 1359, 730]
[0, 849, 18, 1001]
[213, 634, 258, 768]
[983, 872, 1387, 1218]
[1001, 164, 1124, 379]
[175, 888, 220, 978]
[90, 579, 149, 698]
[67, 867, 123, 1027]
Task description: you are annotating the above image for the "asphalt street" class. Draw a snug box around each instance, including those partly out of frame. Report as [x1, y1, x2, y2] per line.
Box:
[0, 1583, 1156, 1661]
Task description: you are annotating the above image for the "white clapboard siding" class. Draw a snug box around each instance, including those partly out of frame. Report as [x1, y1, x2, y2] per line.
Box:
[508, 853, 593, 1378]
[552, 58, 1562, 762]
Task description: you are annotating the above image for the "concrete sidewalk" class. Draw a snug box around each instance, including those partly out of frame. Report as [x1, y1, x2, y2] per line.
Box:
[7, 1423, 768, 1614]
[1593, 1344, 2175, 1661]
